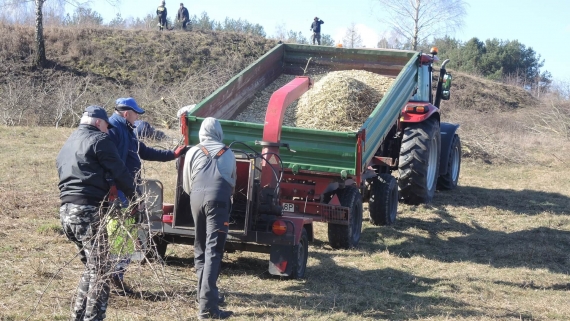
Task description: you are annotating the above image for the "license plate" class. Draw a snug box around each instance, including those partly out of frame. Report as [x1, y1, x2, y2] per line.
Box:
[282, 203, 295, 212]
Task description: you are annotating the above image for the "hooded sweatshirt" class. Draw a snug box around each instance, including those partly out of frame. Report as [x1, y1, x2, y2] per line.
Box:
[182, 117, 236, 194]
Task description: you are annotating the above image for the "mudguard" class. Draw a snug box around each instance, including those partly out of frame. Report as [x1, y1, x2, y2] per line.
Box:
[269, 244, 296, 277]
[268, 218, 312, 277]
[439, 122, 460, 176]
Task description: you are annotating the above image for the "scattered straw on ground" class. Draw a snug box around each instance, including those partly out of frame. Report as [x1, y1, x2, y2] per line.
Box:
[233, 70, 394, 132]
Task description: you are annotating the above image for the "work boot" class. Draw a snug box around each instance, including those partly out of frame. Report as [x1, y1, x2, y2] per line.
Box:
[110, 276, 135, 296]
[197, 309, 233, 320]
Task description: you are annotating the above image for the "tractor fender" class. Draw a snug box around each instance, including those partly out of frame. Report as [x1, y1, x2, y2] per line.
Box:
[439, 122, 460, 176]
[400, 102, 439, 123]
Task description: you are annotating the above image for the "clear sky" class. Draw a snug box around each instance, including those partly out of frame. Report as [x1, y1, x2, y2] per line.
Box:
[90, 0, 570, 82]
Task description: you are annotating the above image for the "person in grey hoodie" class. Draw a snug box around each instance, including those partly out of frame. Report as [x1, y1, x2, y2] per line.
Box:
[183, 117, 236, 320]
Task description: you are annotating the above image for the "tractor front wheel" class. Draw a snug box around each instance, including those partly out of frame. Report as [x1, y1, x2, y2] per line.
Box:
[438, 134, 461, 190]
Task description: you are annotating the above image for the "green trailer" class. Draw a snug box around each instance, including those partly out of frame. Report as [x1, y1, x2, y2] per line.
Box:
[146, 44, 460, 278]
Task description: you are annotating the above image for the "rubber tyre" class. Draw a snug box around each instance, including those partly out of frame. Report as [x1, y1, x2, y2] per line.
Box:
[145, 234, 168, 262]
[438, 134, 461, 190]
[327, 186, 363, 249]
[288, 228, 309, 279]
[398, 117, 441, 205]
[368, 174, 398, 226]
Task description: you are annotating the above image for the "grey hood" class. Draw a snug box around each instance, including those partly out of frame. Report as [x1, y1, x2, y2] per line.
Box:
[199, 117, 224, 143]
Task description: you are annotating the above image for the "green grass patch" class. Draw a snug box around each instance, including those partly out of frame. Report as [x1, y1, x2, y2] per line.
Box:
[37, 223, 63, 235]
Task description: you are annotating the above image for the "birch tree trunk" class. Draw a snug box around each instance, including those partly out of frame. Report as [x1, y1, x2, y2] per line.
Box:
[34, 0, 46, 68]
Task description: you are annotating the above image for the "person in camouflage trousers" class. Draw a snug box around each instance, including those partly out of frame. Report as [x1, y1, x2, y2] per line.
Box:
[57, 106, 137, 321]
[60, 204, 111, 321]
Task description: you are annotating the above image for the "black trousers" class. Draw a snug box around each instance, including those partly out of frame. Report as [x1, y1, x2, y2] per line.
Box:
[191, 191, 230, 314]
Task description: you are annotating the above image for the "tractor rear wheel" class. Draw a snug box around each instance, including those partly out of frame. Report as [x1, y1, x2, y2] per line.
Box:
[438, 134, 461, 190]
[327, 186, 363, 249]
[368, 174, 398, 226]
[398, 117, 441, 204]
[288, 227, 309, 279]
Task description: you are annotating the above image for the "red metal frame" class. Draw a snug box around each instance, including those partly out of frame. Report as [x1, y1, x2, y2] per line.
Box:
[180, 113, 189, 145]
[260, 76, 312, 188]
[420, 53, 435, 65]
[400, 102, 439, 123]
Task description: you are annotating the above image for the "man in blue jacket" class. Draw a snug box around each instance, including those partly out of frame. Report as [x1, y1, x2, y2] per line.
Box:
[107, 97, 189, 294]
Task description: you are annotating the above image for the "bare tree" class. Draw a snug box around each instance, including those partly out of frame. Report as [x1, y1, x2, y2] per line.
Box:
[274, 23, 287, 42]
[1, 0, 119, 67]
[342, 23, 362, 49]
[376, 0, 467, 50]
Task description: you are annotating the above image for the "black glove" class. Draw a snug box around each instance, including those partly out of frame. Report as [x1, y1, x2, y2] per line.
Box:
[173, 145, 190, 158]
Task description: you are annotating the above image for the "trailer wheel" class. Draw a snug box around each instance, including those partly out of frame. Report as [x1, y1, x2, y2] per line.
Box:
[327, 186, 362, 249]
[398, 117, 441, 204]
[438, 134, 461, 190]
[145, 234, 168, 262]
[368, 174, 398, 226]
[289, 228, 309, 279]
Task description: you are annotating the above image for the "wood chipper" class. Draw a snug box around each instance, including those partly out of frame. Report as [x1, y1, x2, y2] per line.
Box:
[142, 44, 460, 278]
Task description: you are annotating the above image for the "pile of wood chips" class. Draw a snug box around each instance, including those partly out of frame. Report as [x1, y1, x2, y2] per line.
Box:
[295, 70, 394, 131]
[232, 70, 394, 132]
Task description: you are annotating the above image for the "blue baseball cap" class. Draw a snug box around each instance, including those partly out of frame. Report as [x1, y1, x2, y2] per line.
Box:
[115, 97, 145, 114]
[84, 105, 114, 128]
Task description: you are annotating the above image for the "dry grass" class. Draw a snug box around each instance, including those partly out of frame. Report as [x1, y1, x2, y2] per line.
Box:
[439, 71, 570, 165]
[1, 125, 570, 320]
[0, 24, 276, 128]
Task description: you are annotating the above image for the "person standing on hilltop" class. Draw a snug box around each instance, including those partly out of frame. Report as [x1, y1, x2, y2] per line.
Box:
[157, 0, 168, 31]
[57, 105, 139, 320]
[310, 17, 324, 45]
[177, 3, 190, 30]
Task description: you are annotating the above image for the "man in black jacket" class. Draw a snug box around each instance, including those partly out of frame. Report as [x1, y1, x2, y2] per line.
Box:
[177, 3, 190, 30]
[57, 105, 138, 321]
[310, 17, 324, 45]
[157, 0, 168, 31]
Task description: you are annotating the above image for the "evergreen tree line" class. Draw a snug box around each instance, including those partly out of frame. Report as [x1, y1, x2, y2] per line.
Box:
[378, 35, 551, 92]
[431, 37, 551, 92]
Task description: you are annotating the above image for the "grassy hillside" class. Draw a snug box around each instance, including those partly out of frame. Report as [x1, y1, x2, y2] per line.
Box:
[0, 24, 277, 127]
